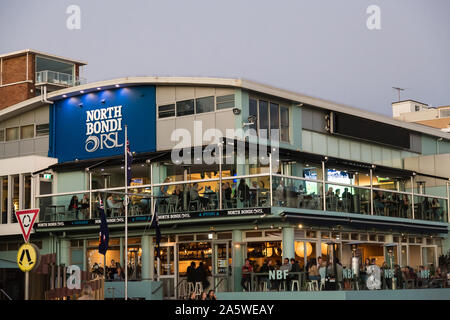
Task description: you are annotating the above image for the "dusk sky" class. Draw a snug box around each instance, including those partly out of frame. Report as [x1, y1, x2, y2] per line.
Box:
[1, 0, 449, 116]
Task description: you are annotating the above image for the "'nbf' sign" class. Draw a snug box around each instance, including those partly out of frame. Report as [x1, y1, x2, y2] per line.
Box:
[269, 270, 288, 280]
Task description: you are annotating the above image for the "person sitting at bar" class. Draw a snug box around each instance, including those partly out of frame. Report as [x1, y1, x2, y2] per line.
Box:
[189, 183, 209, 210]
[222, 182, 233, 208]
[249, 181, 260, 207]
[196, 262, 209, 290]
[172, 184, 184, 211]
[258, 259, 271, 290]
[238, 179, 251, 207]
[114, 265, 125, 281]
[241, 259, 253, 291]
[308, 258, 320, 282]
[373, 191, 385, 215]
[80, 193, 89, 218]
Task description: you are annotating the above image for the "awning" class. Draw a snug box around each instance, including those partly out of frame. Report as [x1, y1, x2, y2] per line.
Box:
[281, 211, 448, 234]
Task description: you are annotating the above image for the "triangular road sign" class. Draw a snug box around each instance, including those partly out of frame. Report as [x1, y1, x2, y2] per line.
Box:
[15, 209, 40, 243]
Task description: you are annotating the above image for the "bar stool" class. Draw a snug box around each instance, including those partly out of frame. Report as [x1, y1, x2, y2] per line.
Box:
[279, 280, 287, 291]
[291, 280, 300, 291]
[307, 280, 319, 291]
[260, 281, 269, 292]
[188, 282, 195, 295]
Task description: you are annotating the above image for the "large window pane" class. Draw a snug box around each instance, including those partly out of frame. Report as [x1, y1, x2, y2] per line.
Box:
[24, 175, 31, 209]
[6, 127, 19, 141]
[196, 96, 214, 114]
[270, 102, 279, 139]
[258, 100, 269, 135]
[158, 104, 175, 119]
[216, 94, 235, 110]
[12, 175, 19, 223]
[20, 125, 34, 139]
[280, 106, 289, 142]
[36, 124, 49, 136]
[0, 129, 4, 141]
[249, 98, 258, 135]
[176, 99, 195, 116]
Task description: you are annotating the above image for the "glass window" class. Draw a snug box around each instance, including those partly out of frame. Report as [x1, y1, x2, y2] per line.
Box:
[270, 102, 279, 139]
[258, 100, 269, 135]
[36, 124, 49, 136]
[6, 127, 19, 141]
[196, 96, 214, 114]
[158, 104, 175, 119]
[280, 106, 289, 142]
[176, 99, 195, 116]
[12, 175, 19, 223]
[216, 94, 235, 110]
[20, 125, 34, 139]
[249, 98, 258, 135]
[0, 129, 4, 141]
[24, 175, 31, 209]
[1, 177, 7, 224]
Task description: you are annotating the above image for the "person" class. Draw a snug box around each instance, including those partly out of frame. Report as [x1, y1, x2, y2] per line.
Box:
[108, 259, 117, 280]
[238, 179, 251, 207]
[187, 262, 197, 285]
[68, 195, 79, 215]
[157, 177, 171, 212]
[431, 198, 441, 221]
[200, 291, 208, 300]
[80, 193, 89, 217]
[207, 290, 217, 300]
[258, 259, 271, 290]
[241, 259, 253, 291]
[190, 183, 209, 210]
[394, 264, 403, 289]
[401, 194, 410, 218]
[172, 185, 184, 211]
[341, 187, 353, 212]
[373, 191, 385, 215]
[188, 292, 197, 300]
[316, 256, 322, 270]
[308, 258, 320, 282]
[222, 182, 233, 208]
[77, 285, 93, 300]
[275, 179, 286, 206]
[114, 266, 125, 281]
[196, 262, 209, 290]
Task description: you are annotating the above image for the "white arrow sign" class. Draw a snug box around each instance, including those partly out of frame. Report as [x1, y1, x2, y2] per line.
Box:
[15, 209, 40, 243]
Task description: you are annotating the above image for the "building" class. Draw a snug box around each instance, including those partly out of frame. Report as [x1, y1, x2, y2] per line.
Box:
[0, 49, 86, 111]
[393, 100, 450, 133]
[1, 51, 450, 300]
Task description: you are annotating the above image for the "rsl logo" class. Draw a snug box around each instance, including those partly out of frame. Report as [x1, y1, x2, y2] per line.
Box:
[85, 105, 124, 152]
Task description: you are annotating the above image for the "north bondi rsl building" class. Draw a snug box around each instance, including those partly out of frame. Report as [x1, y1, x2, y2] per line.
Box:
[0, 75, 449, 300]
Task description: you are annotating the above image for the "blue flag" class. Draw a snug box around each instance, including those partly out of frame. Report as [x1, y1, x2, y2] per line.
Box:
[98, 201, 109, 255]
[126, 139, 133, 186]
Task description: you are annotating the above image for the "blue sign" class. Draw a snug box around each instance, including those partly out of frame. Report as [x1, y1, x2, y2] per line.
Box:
[49, 85, 156, 162]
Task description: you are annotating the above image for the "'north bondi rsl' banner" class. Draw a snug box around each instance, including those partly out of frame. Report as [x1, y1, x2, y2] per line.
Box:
[49, 85, 156, 162]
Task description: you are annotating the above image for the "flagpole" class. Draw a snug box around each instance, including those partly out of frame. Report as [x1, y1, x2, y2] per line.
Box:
[124, 125, 128, 300]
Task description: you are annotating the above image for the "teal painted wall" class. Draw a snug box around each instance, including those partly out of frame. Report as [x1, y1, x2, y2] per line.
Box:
[302, 130, 416, 169]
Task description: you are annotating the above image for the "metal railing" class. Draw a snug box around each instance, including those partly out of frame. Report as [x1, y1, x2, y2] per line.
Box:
[35, 70, 86, 87]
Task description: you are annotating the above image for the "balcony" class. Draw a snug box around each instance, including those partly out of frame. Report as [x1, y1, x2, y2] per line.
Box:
[35, 70, 86, 87]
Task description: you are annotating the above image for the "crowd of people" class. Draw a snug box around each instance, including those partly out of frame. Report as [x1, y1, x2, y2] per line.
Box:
[240, 256, 449, 291]
[156, 178, 268, 213]
[91, 259, 141, 281]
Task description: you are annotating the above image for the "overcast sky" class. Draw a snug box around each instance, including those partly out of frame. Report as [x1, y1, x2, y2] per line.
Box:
[1, 0, 449, 116]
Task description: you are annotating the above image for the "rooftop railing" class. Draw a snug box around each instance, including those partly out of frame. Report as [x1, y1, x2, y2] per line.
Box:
[35, 70, 86, 87]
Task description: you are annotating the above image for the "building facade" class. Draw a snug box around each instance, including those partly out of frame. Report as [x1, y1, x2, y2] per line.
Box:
[0, 57, 449, 299]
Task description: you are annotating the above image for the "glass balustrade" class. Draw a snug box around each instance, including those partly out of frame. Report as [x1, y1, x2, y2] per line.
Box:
[325, 183, 371, 215]
[272, 175, 323, 210]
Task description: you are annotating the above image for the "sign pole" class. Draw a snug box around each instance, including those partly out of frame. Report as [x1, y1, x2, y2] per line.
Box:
[124, 125, 128, 301]
[25, 270, 29, 300]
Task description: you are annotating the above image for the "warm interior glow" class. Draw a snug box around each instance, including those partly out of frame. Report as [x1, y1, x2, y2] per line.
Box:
[295, 242, 312, 258]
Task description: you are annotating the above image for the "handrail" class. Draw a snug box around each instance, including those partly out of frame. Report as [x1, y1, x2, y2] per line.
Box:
[0, 289, 12, 300]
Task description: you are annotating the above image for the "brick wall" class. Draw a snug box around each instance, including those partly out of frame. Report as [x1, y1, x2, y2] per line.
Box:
[0, 53, 35, 110]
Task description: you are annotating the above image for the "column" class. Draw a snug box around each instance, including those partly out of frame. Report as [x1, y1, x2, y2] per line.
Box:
[120, 237, 124, 267]
[82, 240, 87, 272]
[59, 239, 71, 266]
[232, 230, 243, 292]
[282, 227, 295, 261]
[141, 235, 153, 280]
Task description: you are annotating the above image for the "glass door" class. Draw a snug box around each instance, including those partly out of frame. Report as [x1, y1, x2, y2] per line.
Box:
[156, 243, 177, 299]
[212, 241, 231, 292]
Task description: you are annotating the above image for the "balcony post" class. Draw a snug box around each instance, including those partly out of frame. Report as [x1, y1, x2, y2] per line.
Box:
[219, 141, 223, 210]
[269, 153, 273, 207]
[322, 161, 326, 211]
[89, 171, 92, 220]
[447, 181, 449, 223]
[370, 168, 374, 215]
[411, 176, 415, 220]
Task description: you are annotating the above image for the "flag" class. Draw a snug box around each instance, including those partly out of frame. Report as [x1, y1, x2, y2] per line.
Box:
[98, 200, 109, 255]
[126, 138, 133, 186]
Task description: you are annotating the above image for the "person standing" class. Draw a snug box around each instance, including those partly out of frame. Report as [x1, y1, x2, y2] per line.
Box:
[241, 259, 253, 292]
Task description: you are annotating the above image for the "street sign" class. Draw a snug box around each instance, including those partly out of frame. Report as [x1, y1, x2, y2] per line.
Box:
[17, 243, 40, 272]
[15, 209, 39, 243]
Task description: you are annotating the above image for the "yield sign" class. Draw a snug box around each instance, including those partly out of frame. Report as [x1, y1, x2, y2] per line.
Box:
[15, 209, 40, 243]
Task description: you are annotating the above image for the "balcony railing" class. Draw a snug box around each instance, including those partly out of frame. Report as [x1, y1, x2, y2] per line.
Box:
[35, 70, 86, 87]
[35, 173, 448, 224]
